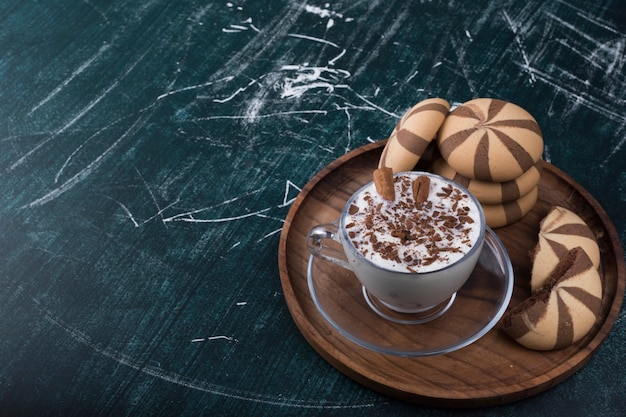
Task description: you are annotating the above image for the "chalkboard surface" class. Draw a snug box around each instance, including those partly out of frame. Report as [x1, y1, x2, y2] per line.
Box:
[0, 1, 624, 416]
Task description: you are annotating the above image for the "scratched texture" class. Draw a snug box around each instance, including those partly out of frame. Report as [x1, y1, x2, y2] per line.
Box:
[0, 1, 624, 416]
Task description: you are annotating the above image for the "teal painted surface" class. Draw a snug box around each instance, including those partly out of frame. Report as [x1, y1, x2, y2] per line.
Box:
[0, 1, 624, 416]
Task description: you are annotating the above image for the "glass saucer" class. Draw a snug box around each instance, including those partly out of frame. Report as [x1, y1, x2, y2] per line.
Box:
[307, 227, 514, 357]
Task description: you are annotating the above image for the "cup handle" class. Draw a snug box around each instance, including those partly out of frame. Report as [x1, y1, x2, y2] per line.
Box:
[306, 223, 352, 270]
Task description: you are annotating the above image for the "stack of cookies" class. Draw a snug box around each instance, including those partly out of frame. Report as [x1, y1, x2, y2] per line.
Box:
[433, 98, 544, 228]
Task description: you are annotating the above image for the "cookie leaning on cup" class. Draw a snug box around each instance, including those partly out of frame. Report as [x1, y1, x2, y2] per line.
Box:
[378, 98, 450, 173]
[437, 98, 543, 182]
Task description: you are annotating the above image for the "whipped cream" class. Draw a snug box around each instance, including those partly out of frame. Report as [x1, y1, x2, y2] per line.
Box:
[344, 172, 482, 273]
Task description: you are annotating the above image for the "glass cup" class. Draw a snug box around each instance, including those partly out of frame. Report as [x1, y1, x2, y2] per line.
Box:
[307, 171, 486, 315]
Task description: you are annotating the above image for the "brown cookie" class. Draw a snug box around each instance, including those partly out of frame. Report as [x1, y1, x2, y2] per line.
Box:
[481, 186, 538, 228]
[531, 206, 601, 292]
[501, 247, 602, 351]
[432, 157, 542, 204]
[378, 98, 450, 173]
[437, 98, 543, 182]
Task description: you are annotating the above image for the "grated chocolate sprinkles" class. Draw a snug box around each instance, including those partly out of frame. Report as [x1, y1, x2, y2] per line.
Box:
[345, 174, 480, 272]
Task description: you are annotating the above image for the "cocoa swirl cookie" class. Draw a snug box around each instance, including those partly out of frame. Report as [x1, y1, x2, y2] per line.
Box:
[481, 187, 538, 229]
[432, 157, 542, 205]
[437, 98, 543, 182]
[501, 247, 602, 351]
[378, 98, 450, 173]
[531, 206, 601, 292]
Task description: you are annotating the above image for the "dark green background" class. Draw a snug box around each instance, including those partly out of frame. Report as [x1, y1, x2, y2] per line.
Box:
[0, 1, 624, 416]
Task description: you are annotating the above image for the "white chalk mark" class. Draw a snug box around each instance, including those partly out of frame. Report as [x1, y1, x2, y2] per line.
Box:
[141, 198, 181, 226]
[279, 77, 349, 99]
[349, 90, 401, 119]
[207, 57, 397, 125]
[280, 180, 301, 207]
[242, 18, 260, 33]
[22, 114, 150, 209]
[304, 4, 347, 32]
[55, 127, 108, 183]
[432, 61, 442, 68]
[53, 107, 150, 183]
[29, 294, 376, 409]
[554, 38, 603, 70]
[602, 134, 625, 167]
[527, 65, 625, 123]
[28, 44, 111, 116]
[192, 110, 328, 121]
[290, 135, 335, 153]
[256, 228, 282, 242]
[342, 107, 352, 153]
[287, 32, 346, 65]
[223, 25, 246, 33]
[242, 95, 266, 123]
[134, 167, 167, 225]
[108, 197, 140, 227]
[276, 65, 360, 119]
[502, 10, 536, 84]
[545, 11, 612, 49]
[35, 299, 377, 409]
[207, 336, 236, 341]
[544, 145, 552, 164]
[255, 213, 286, 223]
[236, 302, 247, 306]
[171, 208, 271, 224]
[594, 38, 625, 78]
[222, 17, 261, 33]
[465, 30, 473, 41]
[571, 5, 622, 35]
[328, 48, 346, 66]
[287, 33, 340, 49]
[162, 189, 264, 222]
[406, 70, 419, 83]
[304, 5, 343, 19]
[12, 49, 147, 172]
[82, 0, 109, 23]
[13, 86, 110, 170]
[213, 76, 264, 103]
[449, 36, 478, 95]
[213, 65, 398, 119]
[531, 60, 626, 167]
[192, 336, 238, 343]
[334, 102, 374, 113]
[156, 76, 235, 101]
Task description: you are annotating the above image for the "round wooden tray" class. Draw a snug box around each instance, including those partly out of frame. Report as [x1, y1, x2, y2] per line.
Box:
[278, 141, 625, 407]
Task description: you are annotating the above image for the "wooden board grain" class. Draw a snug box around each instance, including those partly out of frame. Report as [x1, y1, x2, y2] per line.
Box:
[278, 141, 625, 407]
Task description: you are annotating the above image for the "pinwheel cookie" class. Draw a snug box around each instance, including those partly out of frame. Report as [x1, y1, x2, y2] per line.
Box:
[378, 98, 450, 173]
[502, 247, 602, 351]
